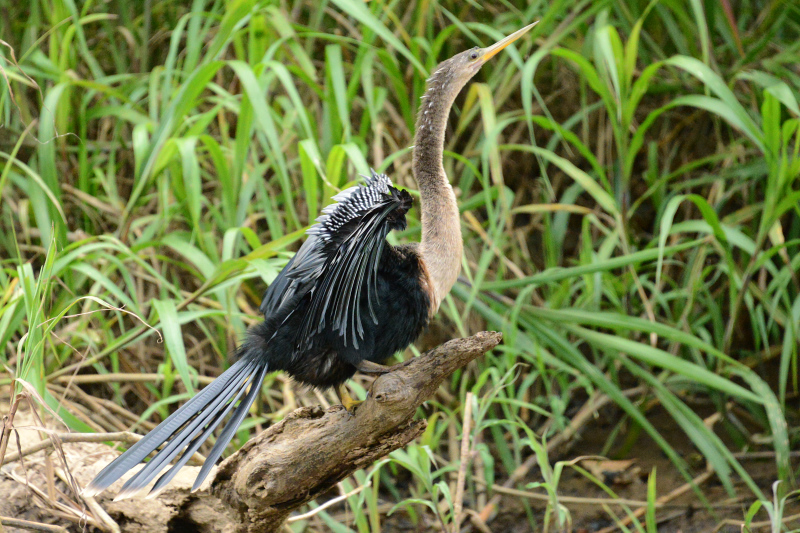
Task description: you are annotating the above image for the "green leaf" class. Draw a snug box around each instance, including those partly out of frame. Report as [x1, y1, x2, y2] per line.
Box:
[665, 56, 764, 151]
[327, 0, 426, 74]
[646, 468, 657, 533]
[500, 144, 618, 216]
[570, 325, 762, 404]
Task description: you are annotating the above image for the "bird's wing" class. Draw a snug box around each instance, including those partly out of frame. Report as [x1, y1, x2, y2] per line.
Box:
[259, 170, 412, 349]
[258, 249, 302, 317]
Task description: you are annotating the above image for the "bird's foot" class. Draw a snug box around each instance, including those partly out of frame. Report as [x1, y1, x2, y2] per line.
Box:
[336, 384, 363, 416]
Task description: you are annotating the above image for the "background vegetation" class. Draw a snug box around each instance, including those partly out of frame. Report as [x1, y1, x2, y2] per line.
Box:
[1, 0, 798, 531]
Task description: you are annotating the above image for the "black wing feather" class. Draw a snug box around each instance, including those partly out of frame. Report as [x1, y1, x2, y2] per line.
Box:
[258, 170, 411, 350]
[304, 209, 388, 347]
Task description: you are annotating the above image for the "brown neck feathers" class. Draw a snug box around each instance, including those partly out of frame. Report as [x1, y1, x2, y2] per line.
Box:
[412, 65, 464, 311]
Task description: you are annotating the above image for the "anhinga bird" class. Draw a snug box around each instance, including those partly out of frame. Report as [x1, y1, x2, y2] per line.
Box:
[85, 21, 536, 499]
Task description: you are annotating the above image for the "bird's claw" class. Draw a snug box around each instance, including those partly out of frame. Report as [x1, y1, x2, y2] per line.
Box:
[343, 399, 363, 417]
[337, 384, 362, 417]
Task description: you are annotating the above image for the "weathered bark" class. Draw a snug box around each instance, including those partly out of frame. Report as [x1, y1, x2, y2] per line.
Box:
[101, 331, 502, 532]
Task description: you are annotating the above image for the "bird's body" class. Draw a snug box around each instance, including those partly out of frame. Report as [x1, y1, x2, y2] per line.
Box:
[250, 243, 431, 387]
[85, 21, 536, 499]
[248, 174, 432, 389]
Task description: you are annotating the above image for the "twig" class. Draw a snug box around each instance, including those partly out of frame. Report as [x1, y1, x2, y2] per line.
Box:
[466, 510, 493, 533]
[19, 394, 85, 520]
[0, 392, 23, 468]
[52, 373, 215, 385]
[733, 450, 800, 460]
[479, 480, 703, 508]
[3, 431, 204, 466]
[2, 470, 98, 528]
[82, 493, 121, 533]
[3, 432, 140, 463]
[0, 516, 68, 533]
[452, 391, 474, 532]
[713, 512, 800, 533]
[48, 383, 129, 433]
[53, 467, 119, 533]
[286, 481, 371, 522]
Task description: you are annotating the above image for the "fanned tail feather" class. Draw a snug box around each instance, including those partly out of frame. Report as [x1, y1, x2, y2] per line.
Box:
[83, 356, 268, 498]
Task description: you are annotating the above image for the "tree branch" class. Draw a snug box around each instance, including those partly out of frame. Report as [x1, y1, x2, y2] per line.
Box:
[102, 332, 502, 532]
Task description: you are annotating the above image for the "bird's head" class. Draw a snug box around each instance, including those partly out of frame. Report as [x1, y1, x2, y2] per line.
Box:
[429, 21, 538, 92]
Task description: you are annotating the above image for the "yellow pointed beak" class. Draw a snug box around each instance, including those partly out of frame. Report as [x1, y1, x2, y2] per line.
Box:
[480, 21, 538, 63]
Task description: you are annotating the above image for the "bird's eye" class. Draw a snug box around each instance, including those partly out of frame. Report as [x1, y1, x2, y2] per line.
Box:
[469, 50, 479, 60]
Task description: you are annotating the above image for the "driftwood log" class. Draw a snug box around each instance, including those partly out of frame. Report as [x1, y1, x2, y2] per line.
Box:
[99, 331, 501, 532]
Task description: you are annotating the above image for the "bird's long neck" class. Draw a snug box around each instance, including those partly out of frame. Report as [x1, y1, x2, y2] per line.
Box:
[413, 69, 463, 312]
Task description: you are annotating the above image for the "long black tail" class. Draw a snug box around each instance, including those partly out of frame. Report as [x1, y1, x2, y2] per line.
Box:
[83, 356, 269, 498]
